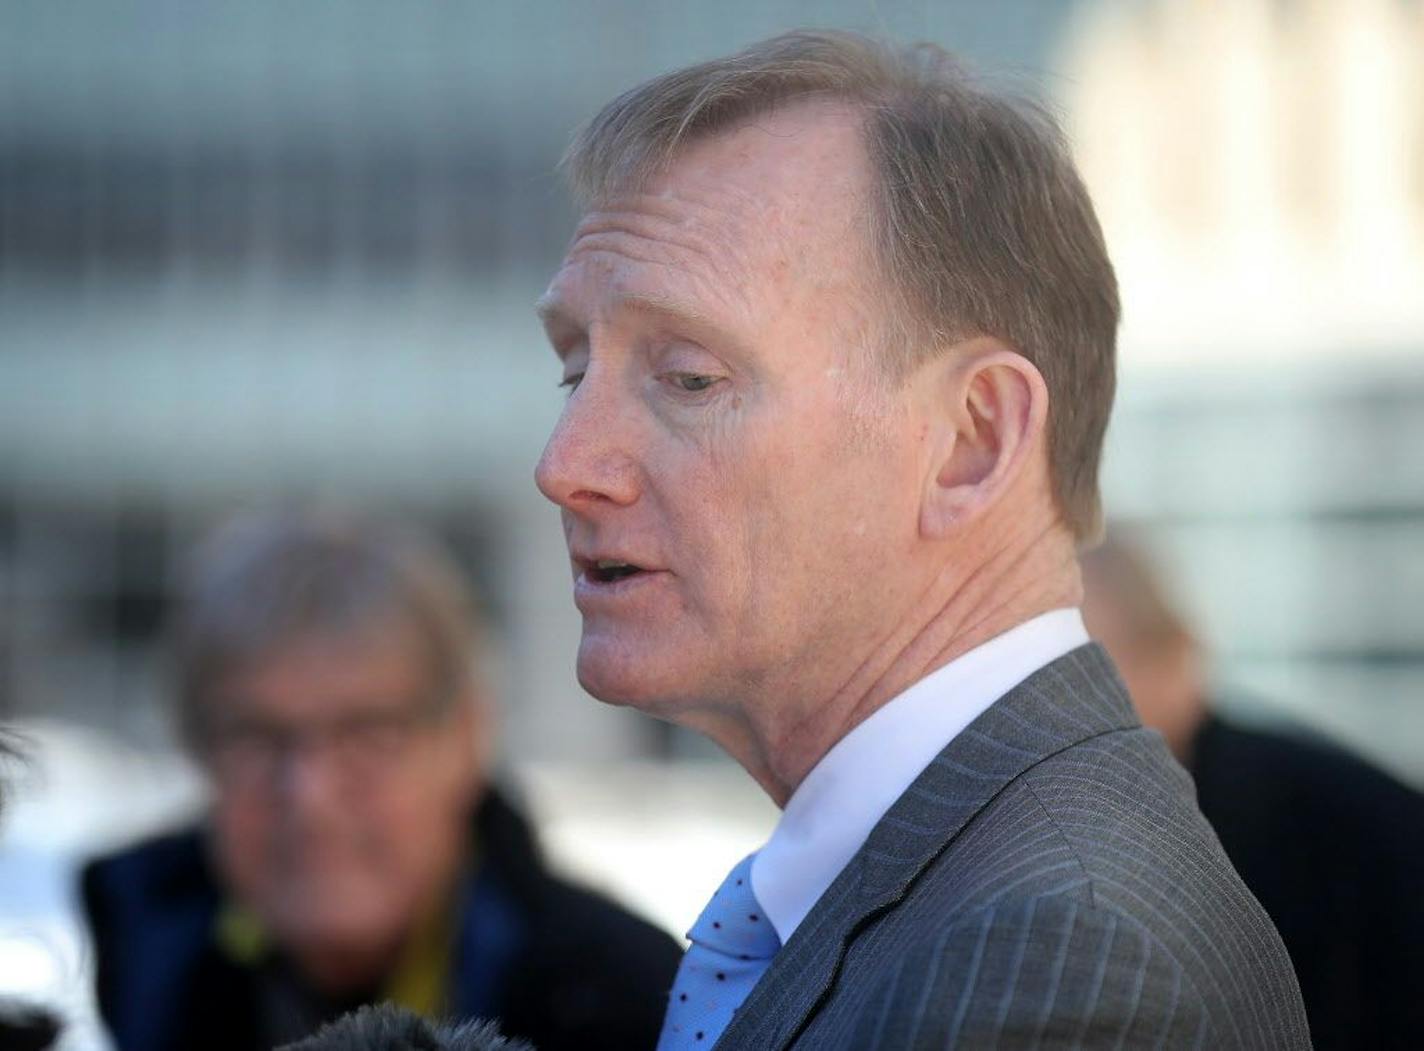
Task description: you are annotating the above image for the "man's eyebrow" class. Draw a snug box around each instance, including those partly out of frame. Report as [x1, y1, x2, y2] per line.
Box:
[619, 292, 719, 332]
[536, 292, 729, 341]
[534, 297, 582, 361]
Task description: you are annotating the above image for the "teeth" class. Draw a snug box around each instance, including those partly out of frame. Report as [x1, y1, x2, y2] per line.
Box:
[597, 559, 631, 570]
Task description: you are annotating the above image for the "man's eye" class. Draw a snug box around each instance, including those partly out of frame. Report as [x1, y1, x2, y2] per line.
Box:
[672, 374, 717, 393]
[558, 372, 585, 391]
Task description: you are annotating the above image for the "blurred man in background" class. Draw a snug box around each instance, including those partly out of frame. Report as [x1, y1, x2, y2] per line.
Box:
[81, 510, 680, 1051]
[1083, 530, 1424, 1050]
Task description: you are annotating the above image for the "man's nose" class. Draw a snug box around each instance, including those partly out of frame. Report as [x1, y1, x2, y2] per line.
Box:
[535, 375, 640, 510]
[275, 741, 344, 816]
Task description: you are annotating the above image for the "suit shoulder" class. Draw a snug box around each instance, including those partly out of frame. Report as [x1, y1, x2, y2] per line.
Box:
[852, 892, 1209, 1049]
[528, 870, 683, 964]
[1016, 728, 1274, 936]
[82, 825, 215, 924]
[493, 867, 682, 1049]
[1003, 732, 1310, 1043]
[1196, 715, 1424, 829]
[1018, 726, 1220, 874]
[476, 788, 681, 970]
[856, 881, 1308, 1050]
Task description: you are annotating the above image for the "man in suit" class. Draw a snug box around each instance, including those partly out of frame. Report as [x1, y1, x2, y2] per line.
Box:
[534, 29, 1309, 1049]
[82, 510, 681, 1051]
[1083, 530, 1424, 1050]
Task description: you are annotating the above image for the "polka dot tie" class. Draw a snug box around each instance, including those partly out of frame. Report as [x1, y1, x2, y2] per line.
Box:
[657, 852, 781, 1050]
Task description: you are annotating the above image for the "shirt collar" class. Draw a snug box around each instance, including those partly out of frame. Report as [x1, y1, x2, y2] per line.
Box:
[750, 608, 1090, 943]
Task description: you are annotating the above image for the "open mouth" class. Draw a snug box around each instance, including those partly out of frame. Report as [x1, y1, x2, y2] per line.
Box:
[588, 558, 645, 584]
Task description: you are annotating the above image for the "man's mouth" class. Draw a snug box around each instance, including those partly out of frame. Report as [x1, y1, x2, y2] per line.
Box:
[589, 558, 645, 583]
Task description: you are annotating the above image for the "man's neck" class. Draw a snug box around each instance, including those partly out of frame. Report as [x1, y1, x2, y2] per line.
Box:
[724, 519, 1082, 806]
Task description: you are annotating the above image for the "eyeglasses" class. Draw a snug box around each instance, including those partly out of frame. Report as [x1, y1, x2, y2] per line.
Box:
[201, 702, 447, 791]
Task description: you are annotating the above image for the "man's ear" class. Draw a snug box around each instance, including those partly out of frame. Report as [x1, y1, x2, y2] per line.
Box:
[919, 340, 1049, 539]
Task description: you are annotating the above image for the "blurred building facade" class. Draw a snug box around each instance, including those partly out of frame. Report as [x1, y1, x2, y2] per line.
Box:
[1066, 0, 1424, 782]
[0, 0, 1421, 771]
[0, 0, 1079, 767]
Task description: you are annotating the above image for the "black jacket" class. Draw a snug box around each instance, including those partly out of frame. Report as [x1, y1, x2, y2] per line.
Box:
[1190, 713, 1424, 1051]
[82, 787, 681, 1051]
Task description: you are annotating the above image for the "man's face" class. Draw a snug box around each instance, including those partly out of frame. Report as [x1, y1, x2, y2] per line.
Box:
[1081, 587, 1205, 758]
[536, 101, 933, 730]
[202, 626, 480, 981]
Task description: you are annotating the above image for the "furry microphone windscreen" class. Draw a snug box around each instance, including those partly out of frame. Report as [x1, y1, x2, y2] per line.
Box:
[275, 1004, 535, 1051]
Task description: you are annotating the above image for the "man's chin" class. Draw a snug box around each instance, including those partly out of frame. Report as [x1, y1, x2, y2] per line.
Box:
[576, 661, 651, 709]
[277, 908, 404, 961]
[268, 885, 401, 944]
[576, 644, 693, 715]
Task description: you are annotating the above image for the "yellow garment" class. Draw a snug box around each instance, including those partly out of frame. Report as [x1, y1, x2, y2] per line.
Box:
[214, 893, 459, 1018]
[382, 894, 457, 1017]
[215, 902, 268, 965]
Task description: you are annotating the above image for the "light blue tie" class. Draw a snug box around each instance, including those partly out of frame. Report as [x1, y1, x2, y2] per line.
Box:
[657, 852, 781, 1049]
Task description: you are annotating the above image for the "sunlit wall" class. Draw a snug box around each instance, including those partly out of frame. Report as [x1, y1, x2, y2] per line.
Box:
[1063, 0, 1424, 780]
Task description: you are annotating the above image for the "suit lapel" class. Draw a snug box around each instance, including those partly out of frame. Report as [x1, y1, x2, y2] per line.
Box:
[718, 644, 1139, 1050]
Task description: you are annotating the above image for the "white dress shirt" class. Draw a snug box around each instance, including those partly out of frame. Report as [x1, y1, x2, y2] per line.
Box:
[750, 607, 1091, 943]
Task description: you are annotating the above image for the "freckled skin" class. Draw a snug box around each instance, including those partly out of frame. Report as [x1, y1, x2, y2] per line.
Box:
[536, 103, 929, 764]
[536, 99, 1078, 800]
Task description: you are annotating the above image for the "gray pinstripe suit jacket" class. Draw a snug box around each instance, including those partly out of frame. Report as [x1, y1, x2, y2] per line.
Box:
[717, 644, 1311, 1049]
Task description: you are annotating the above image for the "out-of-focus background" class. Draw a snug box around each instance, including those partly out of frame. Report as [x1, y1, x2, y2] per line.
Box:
[1, 1, 1420, 1047]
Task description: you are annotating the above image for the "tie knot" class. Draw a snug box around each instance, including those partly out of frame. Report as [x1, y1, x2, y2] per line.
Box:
[687, 853, 781, 961]
[657, 852, 781, 1050]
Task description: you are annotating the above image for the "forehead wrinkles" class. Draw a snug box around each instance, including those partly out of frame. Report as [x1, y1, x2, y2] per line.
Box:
[563, 182, 786, 321]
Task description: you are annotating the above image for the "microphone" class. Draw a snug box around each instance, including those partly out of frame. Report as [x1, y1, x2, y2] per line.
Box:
[0, 1006, 61, 1051]
[276, 1004, 534, 1051]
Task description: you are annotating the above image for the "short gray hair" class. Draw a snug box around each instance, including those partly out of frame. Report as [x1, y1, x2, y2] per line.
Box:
[565, 29, 1118, 540]
[171, 509, 485, 745]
